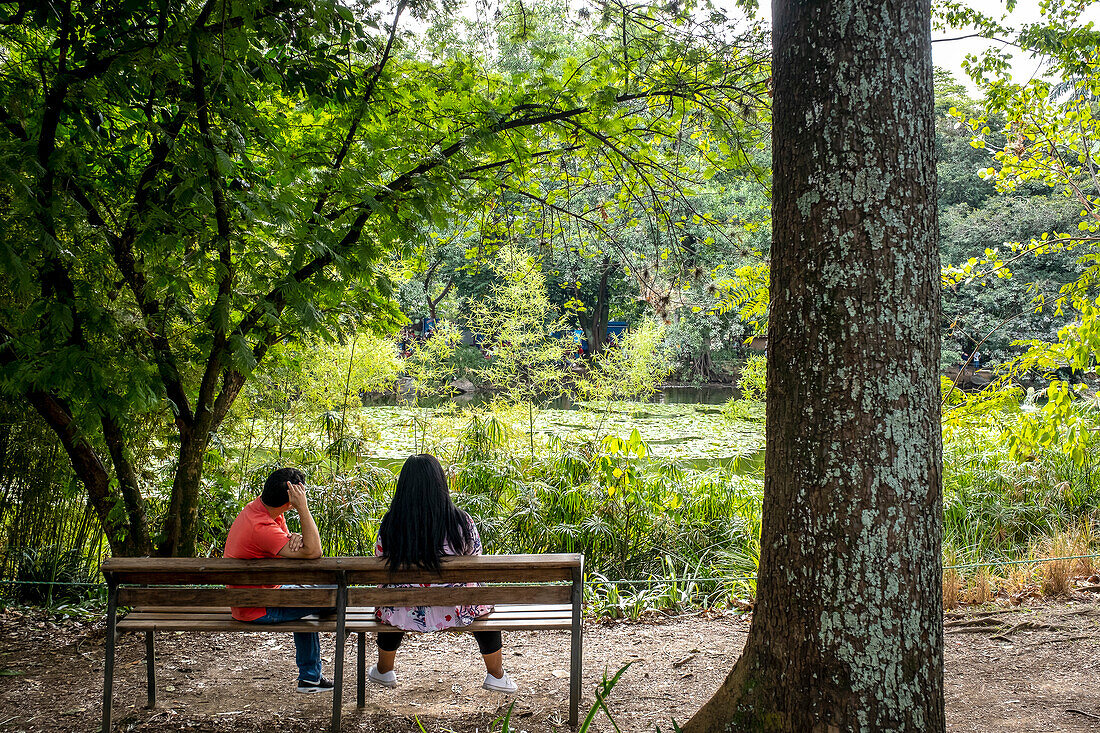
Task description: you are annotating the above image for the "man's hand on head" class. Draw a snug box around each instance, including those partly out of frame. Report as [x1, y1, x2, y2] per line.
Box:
[287, 482, 308, 511]
[276, 480, 322, 559]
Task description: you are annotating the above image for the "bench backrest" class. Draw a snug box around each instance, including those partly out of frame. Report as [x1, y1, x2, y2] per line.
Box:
[100, 554, 584, 609]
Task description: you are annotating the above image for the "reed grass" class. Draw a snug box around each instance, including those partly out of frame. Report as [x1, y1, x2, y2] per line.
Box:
[0, 406, 106, 604]
[942, 428, 1100, 606]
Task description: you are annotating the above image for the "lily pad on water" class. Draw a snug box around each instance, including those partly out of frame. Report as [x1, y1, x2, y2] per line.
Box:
[352, 399, 765, 468]
[646, 436, 704, 445]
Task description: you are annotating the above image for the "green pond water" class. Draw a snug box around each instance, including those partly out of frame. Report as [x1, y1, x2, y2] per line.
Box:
[351, 389, 765, 473]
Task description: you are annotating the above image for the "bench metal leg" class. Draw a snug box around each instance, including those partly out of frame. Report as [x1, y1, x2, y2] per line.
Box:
[357, 632, 365, 707]
[102, 581, 118, 733]
[331, 576, 348, 732]
[145, 631, 156, 708]
[570, 565, 583, 727]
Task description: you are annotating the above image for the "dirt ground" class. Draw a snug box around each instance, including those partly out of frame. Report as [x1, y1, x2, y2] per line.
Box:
[1, 597, 1099, 732]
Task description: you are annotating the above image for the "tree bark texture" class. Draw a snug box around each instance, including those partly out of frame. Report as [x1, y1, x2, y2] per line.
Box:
[684, 0, 944, 730]
[159, 427, 212, 558]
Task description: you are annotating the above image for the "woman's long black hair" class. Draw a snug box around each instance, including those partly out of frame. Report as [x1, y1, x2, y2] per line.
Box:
[379, 454, 473, 571]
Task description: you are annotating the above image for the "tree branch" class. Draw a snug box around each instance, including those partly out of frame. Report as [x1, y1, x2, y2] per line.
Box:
[0, 1, 27, 25]
[0, 104, 27, 141]
[230, 84, 748, 360]
[24, 388, 127, 554]
[100, 411, 153, 554]
[189, 20, 235, 426]
[312, 0, 408, 217]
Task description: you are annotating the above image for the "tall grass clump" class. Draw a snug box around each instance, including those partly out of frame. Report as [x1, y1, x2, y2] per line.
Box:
[447, 414, 763, 612]
[942, 545, 961, 610]
[211, 407, 766, 616]
[942, 426, 1100, 601]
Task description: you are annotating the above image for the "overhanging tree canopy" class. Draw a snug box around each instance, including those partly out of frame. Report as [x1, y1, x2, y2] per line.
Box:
[0, 0, 768, 556]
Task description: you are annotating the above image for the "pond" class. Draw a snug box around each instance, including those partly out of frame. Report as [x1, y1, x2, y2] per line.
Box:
[353, 387, 766, 473]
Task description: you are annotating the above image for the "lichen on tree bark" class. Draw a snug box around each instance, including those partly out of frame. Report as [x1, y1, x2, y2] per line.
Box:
[683, 0, 944, 730]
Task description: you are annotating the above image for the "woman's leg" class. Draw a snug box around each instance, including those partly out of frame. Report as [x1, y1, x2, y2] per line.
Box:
[376, 631, 403, 673]
[472, 631, 504, 677]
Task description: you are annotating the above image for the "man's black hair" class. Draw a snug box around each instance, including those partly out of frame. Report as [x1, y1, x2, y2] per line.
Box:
[261, 467, 305, 507]
[379, 454, 472, 572]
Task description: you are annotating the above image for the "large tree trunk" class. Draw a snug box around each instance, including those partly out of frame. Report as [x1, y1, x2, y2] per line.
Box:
[684, 0, 943, 730]
[158, 370, 247, 557]
[101, 413, 153, 555]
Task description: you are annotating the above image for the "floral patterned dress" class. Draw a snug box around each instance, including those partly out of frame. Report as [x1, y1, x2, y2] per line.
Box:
[374, 513, 494, 631]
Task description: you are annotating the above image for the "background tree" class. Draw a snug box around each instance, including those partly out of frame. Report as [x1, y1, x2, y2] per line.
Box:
[932, 68, 1083, 365]
[935, 0, 1100, 462]
[577, 317, 670, 402]
[685, 0, 944, 729]
[418, 0, 772, 359]
[465, 253, 573, 459]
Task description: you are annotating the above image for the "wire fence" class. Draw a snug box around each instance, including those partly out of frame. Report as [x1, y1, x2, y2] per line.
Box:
[3, 552, 1098, 594]
[593, 552, 1100, 585]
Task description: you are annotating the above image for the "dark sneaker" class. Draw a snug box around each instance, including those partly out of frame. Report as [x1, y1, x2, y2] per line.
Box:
[297, 675, 335, 693]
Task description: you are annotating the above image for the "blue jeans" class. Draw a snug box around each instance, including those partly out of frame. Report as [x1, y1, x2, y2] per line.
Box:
[251, 604, 334, 682]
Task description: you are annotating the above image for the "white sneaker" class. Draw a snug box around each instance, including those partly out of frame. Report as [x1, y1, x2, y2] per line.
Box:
[368, 665, 397, 688]
[482, 670, 518, 694]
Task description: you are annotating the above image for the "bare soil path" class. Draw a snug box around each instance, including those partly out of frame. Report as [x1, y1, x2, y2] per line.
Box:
[1, 597, 1098, 732]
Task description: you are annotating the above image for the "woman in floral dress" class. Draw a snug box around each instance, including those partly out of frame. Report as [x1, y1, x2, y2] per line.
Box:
[369, 453, 517, 693]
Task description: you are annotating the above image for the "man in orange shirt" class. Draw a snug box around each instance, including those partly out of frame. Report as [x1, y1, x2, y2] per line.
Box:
[224, 468, 334, 693]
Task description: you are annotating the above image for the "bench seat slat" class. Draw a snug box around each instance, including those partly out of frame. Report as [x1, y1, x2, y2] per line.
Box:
[117, 618, 334, 632]
[117, 614, 572, 633]
[103, 554, 582, 586]
[347, 585, 571, 606]
[112, 570, 337, 585]
[132, 603, 573, 615]
[122, 607, 570, 623]
[123, 613, 570, 625]
[121, 586, 571, 608]
[348, 617, 573, 632]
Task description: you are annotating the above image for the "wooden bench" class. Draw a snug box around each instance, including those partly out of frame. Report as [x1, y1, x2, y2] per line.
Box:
[100, 554, 584, 732]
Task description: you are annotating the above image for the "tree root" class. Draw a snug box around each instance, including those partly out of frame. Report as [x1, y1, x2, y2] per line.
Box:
[988, 621, 1060, 641]
[944, 617, 1013, 630]
[1035, 634, 1093, 645]
[945, 618, 1060, 638]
